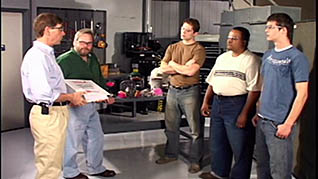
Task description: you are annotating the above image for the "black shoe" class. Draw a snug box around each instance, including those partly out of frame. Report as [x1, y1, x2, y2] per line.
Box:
[65, 173, 88, 179]
[188, 163, 201, 173]
[199, 172, 220, 179]
[155, 157, 177, 164]
[90, 169, 116, 177]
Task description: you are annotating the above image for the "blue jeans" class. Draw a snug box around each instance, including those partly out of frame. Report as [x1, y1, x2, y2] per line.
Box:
[255, 119, 296, 179]
[210, 95, 255, 179]
[164, 85, 203, 163]
[63, 103, 106, 178]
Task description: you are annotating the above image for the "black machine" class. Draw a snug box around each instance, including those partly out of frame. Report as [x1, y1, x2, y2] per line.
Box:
[123, 32, 164, 88]
[123, 32, 163, 58]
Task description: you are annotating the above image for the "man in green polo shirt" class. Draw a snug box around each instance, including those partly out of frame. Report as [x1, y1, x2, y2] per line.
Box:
[57, 28, 116, 179]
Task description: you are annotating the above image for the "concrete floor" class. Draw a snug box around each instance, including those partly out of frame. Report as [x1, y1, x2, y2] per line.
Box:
[1, 124, 261, 179]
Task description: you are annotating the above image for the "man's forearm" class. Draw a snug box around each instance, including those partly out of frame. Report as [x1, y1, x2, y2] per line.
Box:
[202, 85, 214, 106]
[240, 91, 261, 116]
[55, 93, 74, 102]
[169, 60, 200, 76]
[284, 82, 308, 126]
[160, 61, 176, 74]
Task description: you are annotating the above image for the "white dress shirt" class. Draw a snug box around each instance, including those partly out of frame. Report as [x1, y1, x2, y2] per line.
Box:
[21, 41, 67, 105]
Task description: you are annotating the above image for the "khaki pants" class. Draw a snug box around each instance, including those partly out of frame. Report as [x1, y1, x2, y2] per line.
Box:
[29, 105, 69, 179]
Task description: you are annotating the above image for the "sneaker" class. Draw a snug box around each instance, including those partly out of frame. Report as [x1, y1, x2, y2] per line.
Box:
[155, 157, 177, 164]
[188, 163, 201, 173]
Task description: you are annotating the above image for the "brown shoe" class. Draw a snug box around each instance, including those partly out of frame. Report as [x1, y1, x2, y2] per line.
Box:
[91, 169, 116, 177]
[188, 163, 201, 173]
[65, 173, 88, 179]
[155, 157, 177, 164]
[199, 172, 219, 179]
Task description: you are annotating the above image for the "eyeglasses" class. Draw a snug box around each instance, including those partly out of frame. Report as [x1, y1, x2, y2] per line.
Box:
[51, 26, 64, 32]
[227, 36, 240, 41]
[265, 25, 283, 30]
[78, 41, 93, 46]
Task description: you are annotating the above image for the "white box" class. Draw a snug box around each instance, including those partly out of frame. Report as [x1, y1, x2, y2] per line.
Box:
[65, 79, 111, 103]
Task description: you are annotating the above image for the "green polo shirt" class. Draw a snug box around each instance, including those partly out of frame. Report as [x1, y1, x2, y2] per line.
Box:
[57, 48, 106, 89]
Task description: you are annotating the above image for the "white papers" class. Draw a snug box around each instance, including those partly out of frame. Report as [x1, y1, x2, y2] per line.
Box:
[65, 79, 111, 103]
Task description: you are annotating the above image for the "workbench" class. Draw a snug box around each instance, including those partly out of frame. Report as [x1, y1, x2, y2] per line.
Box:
[98, 96, 190, 134]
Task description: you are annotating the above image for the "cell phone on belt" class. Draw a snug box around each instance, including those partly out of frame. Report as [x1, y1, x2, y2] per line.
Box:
[39, 103, 49, 115]
[41, 106, 49, 115]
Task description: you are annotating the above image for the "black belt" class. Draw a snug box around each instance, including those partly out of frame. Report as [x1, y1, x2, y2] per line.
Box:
[33, 102, 69, 106]
[258, 115, 281, 126]
[171, 84, 198, 90]
[257, 115, 270, 121]
[214, 94, 247, 99]
[52, 102, 70, 106]
[33, 102, 69, 115]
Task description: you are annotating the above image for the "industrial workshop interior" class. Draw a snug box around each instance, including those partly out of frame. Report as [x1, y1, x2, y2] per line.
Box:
[1, 0, 316, 179]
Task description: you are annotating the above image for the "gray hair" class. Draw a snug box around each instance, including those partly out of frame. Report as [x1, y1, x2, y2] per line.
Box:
[73, 28, 94, 42]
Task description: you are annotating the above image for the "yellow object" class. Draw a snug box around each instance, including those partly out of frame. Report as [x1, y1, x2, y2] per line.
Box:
[97, 41, 107, 48]
[157, 99, 164, 112]
[100, 64, 109, 78]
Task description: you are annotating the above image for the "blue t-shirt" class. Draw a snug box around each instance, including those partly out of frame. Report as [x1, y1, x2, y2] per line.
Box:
[259, 46, 309, 123]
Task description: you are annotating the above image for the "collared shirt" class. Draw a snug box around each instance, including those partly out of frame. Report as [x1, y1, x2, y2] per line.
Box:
[21, 41, 67, 105]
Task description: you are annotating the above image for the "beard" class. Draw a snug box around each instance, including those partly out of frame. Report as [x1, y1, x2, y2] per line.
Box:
[77, 47, 91, 57]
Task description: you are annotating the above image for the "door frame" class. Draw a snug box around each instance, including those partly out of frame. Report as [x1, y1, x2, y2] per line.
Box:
[1, 8, 32, 130]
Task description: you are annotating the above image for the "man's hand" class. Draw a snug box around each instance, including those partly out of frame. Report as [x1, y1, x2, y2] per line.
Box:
[185, 59, 195, 66]
[168, 60, 176, 67]
[160, 61, 177, 74]
[105, 97, 115, 104]
[236, 113, 248, 128]
[95, 97, 115, 104]
[70, 91, 87, 106]
[201, 103, 211, 117]
[276, 123, 293, 139]
[252, 114, 260, 127]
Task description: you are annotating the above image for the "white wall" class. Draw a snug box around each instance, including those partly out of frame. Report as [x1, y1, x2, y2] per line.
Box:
[32, 0, 143, 63]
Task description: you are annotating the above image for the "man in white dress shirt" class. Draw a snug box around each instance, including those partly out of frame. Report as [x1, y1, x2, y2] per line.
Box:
[21, 13, 86, 179]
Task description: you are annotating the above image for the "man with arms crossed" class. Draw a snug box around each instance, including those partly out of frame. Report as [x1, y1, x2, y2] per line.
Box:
[155, 18, 206, 174]
[199, 27, 261, 179]
[252, 13, 309, 179]
[21, 13, 86, 179]
[57, 28, 116, 179]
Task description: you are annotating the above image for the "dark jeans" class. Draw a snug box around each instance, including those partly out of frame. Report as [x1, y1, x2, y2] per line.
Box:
[210, 94, 255, 179]
[164, 85, 203, 163]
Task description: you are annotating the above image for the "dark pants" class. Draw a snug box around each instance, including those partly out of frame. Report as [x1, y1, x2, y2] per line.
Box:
[210, 94, 255, 179]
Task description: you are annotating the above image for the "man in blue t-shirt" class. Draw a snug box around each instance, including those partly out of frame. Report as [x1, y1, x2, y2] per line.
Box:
[252, 13, 310, 179]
